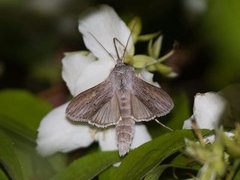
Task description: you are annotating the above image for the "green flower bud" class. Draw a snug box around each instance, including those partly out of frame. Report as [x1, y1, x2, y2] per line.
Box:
[128, 17, 142, 43]
[138, 32, 160, 42]
[132, 55, 156, 69]
[148, 35, 163, 59]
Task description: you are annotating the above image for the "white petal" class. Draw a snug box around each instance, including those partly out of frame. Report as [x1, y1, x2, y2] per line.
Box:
[131, 124, 152, 149]
[96, 124, 151, 152]
[74, 58, 114, 96]
[139, 69, 160, 87]
[95, 128, 118, 151]
[36, 102, 94, 156]
[78, 5, 134, 60]
[182, 115, 194, 129]
[62, 52, 115, 96]
[62, 52, 96, 96]
[183, 92, 229, 130]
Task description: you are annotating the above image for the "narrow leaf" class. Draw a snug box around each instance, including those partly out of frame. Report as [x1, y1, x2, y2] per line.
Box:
[112, 130, 209, 180]
[0, 169, 8, 180]
[170, 153, 201, 170]
[144, 165, 170, 180]
[15, 146, 57, 180]
[0, 90, 52, 141]
[51, 151, 120, 180]
[0, 130, 24, 180]
[99, 166, 118, 180]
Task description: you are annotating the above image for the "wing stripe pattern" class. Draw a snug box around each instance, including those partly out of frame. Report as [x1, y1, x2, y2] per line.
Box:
[66, 79, 120, 127]
[132, 76, 174, 121]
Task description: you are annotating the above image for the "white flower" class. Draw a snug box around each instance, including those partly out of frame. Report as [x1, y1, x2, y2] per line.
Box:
[183, 92, 230, 130]
[37, 5, 153, 156]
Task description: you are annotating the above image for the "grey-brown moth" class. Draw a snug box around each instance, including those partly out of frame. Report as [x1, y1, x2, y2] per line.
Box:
[66, 36, 174, 156]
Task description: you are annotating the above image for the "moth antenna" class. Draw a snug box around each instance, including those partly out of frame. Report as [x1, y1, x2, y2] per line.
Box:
[121, 33, 131, 60]
[113, 38, 121, 60]
[121, 20, 138, 60]
[88, 32, 115, 60]
[113, 38, 125, 48]
[154, 119, 173, 131]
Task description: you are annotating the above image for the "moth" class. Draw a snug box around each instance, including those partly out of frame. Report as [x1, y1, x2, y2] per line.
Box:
[66, 35, 174, 156]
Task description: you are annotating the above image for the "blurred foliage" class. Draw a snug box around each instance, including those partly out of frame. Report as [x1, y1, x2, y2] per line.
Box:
[0, 130, 24, 180]
[203, 0, 240, 88]
[0, 90, 52, 141]
[1, 0, 239, 92]
[0, 90, 66, 179]
[0, 0, 240, 179]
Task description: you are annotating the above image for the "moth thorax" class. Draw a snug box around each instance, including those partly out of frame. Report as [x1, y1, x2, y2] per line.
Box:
[116, 117, 135, 156]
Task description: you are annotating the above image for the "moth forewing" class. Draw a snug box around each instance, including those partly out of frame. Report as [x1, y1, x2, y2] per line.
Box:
[132, 75, 174, 121]
[66, 78, 120, 128]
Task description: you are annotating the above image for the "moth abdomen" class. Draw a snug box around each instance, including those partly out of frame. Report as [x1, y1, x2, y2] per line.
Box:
[116, 117, 135, 156]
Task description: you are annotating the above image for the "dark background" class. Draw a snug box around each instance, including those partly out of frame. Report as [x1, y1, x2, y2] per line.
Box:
[1, 0, 240, 106]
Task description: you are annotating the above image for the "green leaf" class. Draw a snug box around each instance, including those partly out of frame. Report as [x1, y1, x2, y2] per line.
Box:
[144, 165, 170, 180]
[112, 130, 204, 180]
[0, 130, 24, 180]
[0, 89, 52, 141]
[14, 145, 57, 180]
[51, 151, 120, 180]
[0, 169, 8, 180]
[170, 153, 201, 171]
[99, 166, 118, 180]
[144, 152, 203, 180]
[47, 153, 67, 173]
